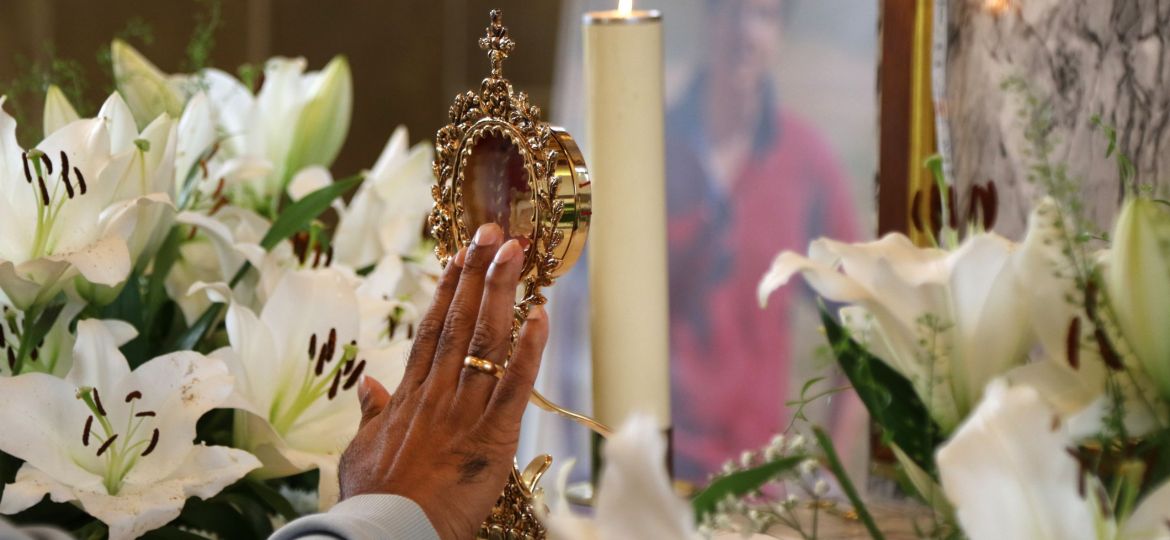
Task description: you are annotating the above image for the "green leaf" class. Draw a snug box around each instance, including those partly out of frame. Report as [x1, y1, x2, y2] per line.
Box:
[691, 455, 805, 523]
[0, 452, 21, 501]
[72, 521, 109, 540]
[145, 227, 183, 319]
[820, 306, 943, 474]
[176, 498, 256, 540]
[260, 174, 361, 251]
[13, 300, 67, 374]
[222, 174, 361, 290]
[242, 477, 299, 520]
[140, 525, 212, 540]
[218, 493, 277, 537]
[814, 426, 886, 540]
[169, 302, 222, 353]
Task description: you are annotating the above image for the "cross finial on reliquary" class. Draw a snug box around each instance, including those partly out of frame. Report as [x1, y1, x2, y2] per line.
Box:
[479, 10, 515, 77]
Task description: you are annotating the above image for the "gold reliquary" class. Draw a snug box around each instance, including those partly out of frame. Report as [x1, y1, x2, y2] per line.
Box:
[428, 9, 606, 540]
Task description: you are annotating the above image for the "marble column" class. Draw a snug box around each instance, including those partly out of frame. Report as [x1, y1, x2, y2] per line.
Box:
[944, 0, 1170, 237]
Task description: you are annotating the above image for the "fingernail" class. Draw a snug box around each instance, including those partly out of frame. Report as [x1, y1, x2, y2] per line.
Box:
[357, 376, 371, 408]
[453, 248, 467, 267]
[474, 223, 503, 246]
[494, 239, 522, 264]
[527, 304, 545, 321]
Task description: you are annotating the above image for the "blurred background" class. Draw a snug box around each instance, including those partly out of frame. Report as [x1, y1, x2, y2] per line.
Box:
[1, 0, 878, 484]
[0, 0, 561, 167]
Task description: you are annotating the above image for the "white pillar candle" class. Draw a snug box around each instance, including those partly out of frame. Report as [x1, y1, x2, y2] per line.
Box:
[584, 3, 670, 430]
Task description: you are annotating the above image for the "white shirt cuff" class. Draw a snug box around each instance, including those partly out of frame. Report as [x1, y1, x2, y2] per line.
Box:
[269, 494, 439, 540]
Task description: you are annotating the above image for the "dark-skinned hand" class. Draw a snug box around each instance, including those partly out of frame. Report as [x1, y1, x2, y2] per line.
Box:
[337, 223, 548, 540]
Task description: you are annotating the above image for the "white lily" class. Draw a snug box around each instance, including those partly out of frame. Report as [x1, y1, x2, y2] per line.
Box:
[544, 414, 699, 539]
[1003, 199, 1166, 434]
[0, 319, 259, 540]
[759, 232, 1031, 433]
[110, 39, 187, 130]
[325, 125, 434, 270]
[172, 90, 271, 207]
[38, 91, 178, 303]
[166, 206, 271, 324]
[114, 41, 352, 209]
[938, 380, 1170, 540]
[0, 93, 169, 311]
[1106, 197, 1170, 403]
[98, 91, 178, 271]
[355, 252, 439, 342]
[212, 269, 405, 509]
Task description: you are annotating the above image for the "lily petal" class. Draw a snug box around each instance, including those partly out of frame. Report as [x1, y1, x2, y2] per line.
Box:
[43, 85, 81, 136]
[1122, 480, 1170, 540]
[111, 39, 185, 129]
[938, 380, 1104, 540]
[118, 351, 236, 485]
[67, 319, 135, 391]
[0, 373, 104, 499]
[76, 445, 258, 540]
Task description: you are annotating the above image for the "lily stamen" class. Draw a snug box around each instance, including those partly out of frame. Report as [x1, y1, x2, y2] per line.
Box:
[36, 176, 50, 206]
[74, 167, 86, 194]
[141, 428, 160, 456]
[271, 328, 365, 432]
[125, 391, 142, 402]
[62, 170, 75, 199]
[92, 388, 107, 416]
[39, 152, 52, 175]
[327, 369, 342, 399]
[83, 416, 94, 446]
[21, 151, 31, 183]
[343, 360, 366, 391]
[208, 195, 229, 216]
[95, 434, 118, 456]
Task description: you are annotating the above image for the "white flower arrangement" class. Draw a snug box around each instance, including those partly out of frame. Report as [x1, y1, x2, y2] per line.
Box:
[0, 37, 436, 539]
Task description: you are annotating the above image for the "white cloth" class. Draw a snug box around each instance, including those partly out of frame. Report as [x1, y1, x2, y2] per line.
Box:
[0, 494, 435, 540]
[270, 494, 438, 540]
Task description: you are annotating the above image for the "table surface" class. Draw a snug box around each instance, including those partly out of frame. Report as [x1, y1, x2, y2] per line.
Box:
[712, 500, 941, 540]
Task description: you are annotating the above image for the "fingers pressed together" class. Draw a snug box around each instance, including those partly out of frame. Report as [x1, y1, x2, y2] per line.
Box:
[340, 222, 550, 540]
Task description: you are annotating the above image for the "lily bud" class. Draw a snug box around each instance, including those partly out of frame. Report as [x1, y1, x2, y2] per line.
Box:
[1106, 197, 1170, 401]
[43, 85, 80, 135]
[111, 39, 185, 129]
[284, 55, 352, 186]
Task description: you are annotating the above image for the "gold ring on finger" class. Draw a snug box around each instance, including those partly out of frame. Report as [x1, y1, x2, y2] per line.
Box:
[463, 355, 503, 378]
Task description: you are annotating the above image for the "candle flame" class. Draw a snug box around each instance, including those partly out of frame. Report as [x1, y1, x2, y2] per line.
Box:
[618, 0, 633, 15]
[984, 0, 1011, 14]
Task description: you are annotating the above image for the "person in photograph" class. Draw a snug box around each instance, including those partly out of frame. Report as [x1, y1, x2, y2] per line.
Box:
[666, 0, 862, 481]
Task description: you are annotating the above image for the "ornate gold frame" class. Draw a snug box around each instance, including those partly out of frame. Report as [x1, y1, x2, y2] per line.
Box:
[430, 15, 591, 312]
[428, 10, 600, 539]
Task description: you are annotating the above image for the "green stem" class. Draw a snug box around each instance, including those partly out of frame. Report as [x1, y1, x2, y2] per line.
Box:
[813, 427, 885, 540]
